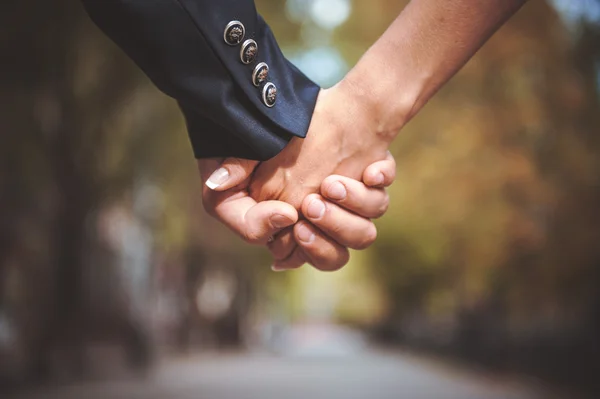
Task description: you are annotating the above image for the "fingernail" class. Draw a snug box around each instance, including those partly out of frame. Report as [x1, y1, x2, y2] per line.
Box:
[327, 182, 347, 200]
[206, 167, 229, 190]
[271, 214, 293, 229]
[374, 173, 385, 186]
[306, 198, 325, 219]
[296, 223, 315, 244]
[271, 265, 289, 272]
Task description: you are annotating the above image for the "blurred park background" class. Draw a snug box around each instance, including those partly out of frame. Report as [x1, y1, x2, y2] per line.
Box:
[1, 0, 600, 398]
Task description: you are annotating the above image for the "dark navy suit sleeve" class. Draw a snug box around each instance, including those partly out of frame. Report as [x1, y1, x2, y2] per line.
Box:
[81, 0, 320, 160]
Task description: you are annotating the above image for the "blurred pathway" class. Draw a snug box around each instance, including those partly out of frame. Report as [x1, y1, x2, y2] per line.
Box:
[12, 324, 571, 399]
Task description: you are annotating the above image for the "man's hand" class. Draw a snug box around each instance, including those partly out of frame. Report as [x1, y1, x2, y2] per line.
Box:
[198, 158, 298, 246]
[204, 84, 389, 259]
[200, 84, 394, 271]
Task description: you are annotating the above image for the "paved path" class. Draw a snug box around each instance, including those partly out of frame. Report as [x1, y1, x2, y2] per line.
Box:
[10, 324, 576, 399]
[13, 351, 567, 399]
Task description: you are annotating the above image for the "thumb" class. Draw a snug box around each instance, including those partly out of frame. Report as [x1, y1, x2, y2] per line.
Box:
[205, 157, 259, 191]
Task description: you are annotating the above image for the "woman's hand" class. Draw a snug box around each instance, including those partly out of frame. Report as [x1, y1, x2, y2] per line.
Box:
[248, 84, 392, 210]
[268, 152, 396, 272]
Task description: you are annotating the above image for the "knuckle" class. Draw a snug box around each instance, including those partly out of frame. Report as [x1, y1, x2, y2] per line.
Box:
[321, 177, 338, 194]
[322, 216, 345, 236]
[374, 192, 390, 218]
[270, 243, 293, 261]
[306, 246, 329, 266]
[322, 222, 346, 241]
[384, 168, 397, 185]
[302, 193, 322, 210]
[242, 229, 263, 245]
[309, 246, 349, 272]
[282, 186, 311, 211]
[269, 229, 295, 259]
[315, 252, 350, 272]
[355, 225, 378, 250]
[385, 174, 396, 186]
[250, 180, 281, 203]
[329, 222, 344, 236]
[224, 157, 244, 172]
[280, 251, 307, 270]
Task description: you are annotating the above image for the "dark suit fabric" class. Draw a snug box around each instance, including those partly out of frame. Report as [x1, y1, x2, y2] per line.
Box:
[81, 0, 320, 160]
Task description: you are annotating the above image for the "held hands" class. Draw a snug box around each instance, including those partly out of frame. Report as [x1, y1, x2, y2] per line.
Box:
[249, 84, 391, 209]
[200, 83, 393, 271]
[198, 153, 395, 272]
[266, 152, 395, 271]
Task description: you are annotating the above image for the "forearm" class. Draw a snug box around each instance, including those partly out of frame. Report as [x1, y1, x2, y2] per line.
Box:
[342, 0, 526, 142]
[81, 0, 320, 161]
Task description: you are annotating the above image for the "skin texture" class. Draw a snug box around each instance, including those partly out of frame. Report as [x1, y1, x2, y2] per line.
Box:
[198, 153, 395, 271]
[205, 0, 527, 271]
[249, 0, 527, 208]
[342, 0, 528, 135]
[248, 85, 390, 209]
[270, 153, 396, 271]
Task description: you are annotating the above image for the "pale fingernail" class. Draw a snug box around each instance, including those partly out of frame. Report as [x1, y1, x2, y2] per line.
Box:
[374, 173, 385, 186]
[206, 167, 229, 190]
[271, 214, 293, 229]
[296, 223, 315, 244]
[306, 198, 325, 219]
[271, 265, 289, 272]
[327, 182, 347, 200]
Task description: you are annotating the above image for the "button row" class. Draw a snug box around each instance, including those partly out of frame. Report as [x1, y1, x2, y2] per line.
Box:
[223, 20, 276, 108]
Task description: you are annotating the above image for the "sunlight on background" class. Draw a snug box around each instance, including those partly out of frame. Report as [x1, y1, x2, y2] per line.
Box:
[1, 0, 599, 397]
[552, 0, 600, 24]
[309, 0, 351, 29]
[283, 0, 352, 86]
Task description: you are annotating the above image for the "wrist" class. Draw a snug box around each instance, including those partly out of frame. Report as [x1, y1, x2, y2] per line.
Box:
[339, 55, 426, 143]
[304, 87, 389, 181]
[322, 83, 391, 157]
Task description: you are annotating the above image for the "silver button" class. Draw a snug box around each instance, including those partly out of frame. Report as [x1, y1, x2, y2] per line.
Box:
[224, 21, 245, 46]
[262, 82, 277, 108]
[252, 62, 269, 87]
[240, 39, 258, 64]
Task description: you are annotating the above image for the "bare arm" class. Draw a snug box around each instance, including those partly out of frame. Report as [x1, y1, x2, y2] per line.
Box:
[343, 0, 527, 141]
[240, 0, 528, 210]
[215, 0, 528, 271]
